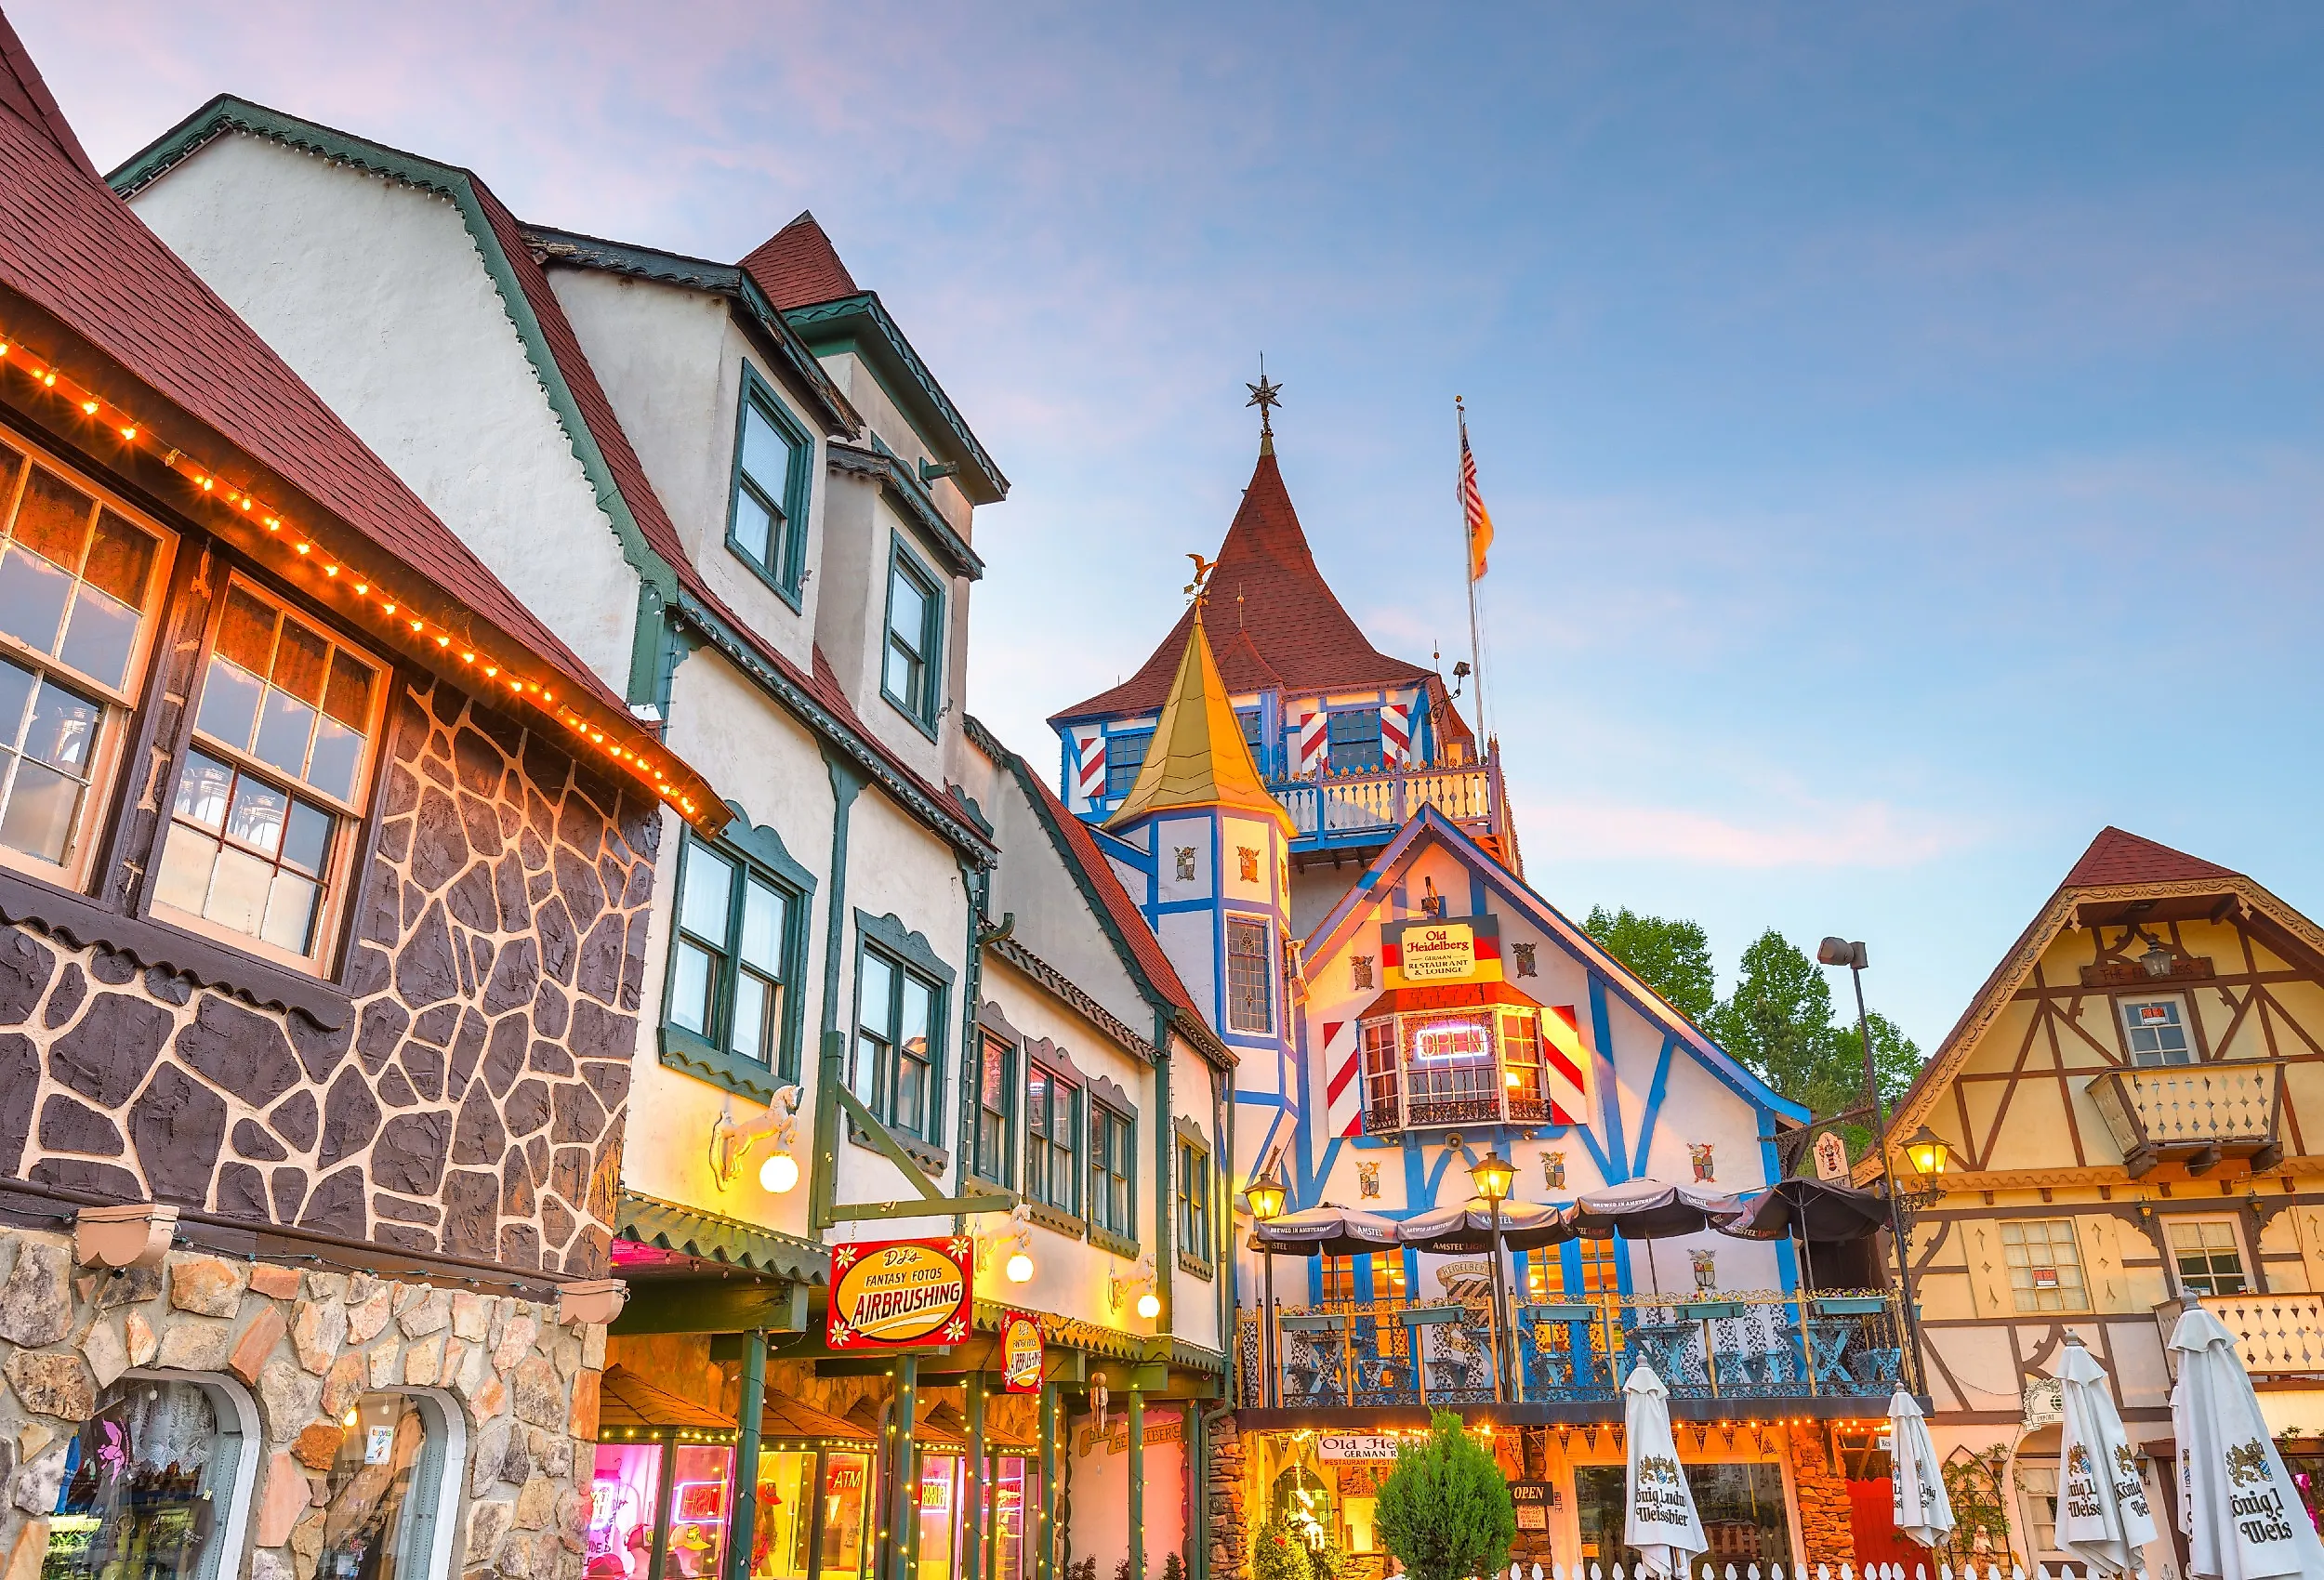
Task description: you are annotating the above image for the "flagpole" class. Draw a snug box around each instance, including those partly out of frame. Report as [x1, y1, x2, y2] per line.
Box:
[1456, 397, 1488, 748]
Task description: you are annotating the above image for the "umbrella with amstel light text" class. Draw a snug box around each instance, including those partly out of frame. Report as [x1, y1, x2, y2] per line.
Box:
[1887, 1389, 1956, 1550]
[2054, 1336, 2157, 1577]
[1622, 1363, 1706, 1579]
[2169, 1305, 2324, 1580]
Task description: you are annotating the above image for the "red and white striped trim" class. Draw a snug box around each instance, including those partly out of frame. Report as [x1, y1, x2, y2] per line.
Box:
[1073, 727, 1106, 807]
[1542, 1004, 1589, 1125]
[1294, 708, 1328, 776]
[1321, 1019, 1363, 1139]
[1380, 702, 1411, 765]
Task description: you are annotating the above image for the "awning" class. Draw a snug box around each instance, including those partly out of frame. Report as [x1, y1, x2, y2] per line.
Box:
[762, 1394, 875, 1444]
[1353, 979, 1544, 1021]
[614, 1190, 828, 1284]
[600, 1365, 735, 1431]
[1716, 1178, 1889, 1244]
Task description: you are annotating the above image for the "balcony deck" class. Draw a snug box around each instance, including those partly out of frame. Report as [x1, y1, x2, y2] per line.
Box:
[1266, 754, 1506, 854]
[1236, 1290, 1908, 1415]
[2085, 1060, 2282, 1177]
[2159, 1291, 2324, 1378]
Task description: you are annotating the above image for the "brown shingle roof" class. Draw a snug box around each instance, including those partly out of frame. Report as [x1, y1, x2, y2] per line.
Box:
[2063, 825, 2238, 889]
[742, 211, 860, 310]
[1052, 445, 1467, 748]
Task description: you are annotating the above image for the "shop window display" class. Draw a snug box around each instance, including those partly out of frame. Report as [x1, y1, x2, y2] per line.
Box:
[46, 1377, 245, 1580]
[986, 1457, 1037, 1580]
[1574, 1463, 1792, 1570]
[313, 1391, 451, 1580]
[665, 1445, 734, 1578]
[590, 1442, 666, 1578]
[821, 1452, 872, 1580]
[918, 1455, 959, 1580]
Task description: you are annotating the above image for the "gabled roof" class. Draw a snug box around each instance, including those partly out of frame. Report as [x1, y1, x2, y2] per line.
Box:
[967, 716, 1233, 1070]
[1052, 442, 1469, 749]
[112, 96, 993, 862]
[1104, 604, 1292, 836]
[1877, 826, 2307, 1171]
[743, 211, 859, 309]
[1304, 806, 1806, 1126]
[2064, 825, 2238, 889]
[0, 29, 708, 822]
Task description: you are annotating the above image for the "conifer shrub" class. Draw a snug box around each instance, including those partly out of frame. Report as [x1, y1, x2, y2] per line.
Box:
[1375, 1411, 1516, 1580]
[1161, 1552, 1187, 1580]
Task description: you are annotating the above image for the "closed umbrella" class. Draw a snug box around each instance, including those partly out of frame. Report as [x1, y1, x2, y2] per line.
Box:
[1246, 1204, 1401, 1257]
[2054, 1336, 2157, 1577]
[1887, 1389, 1955, 1550]
[2169, 1306, 2324, 1580]
[1622, 1363, 1706, 1579]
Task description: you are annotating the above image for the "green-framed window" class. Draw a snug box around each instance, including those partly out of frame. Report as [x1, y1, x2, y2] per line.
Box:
[661, 823, 811, 1087]
[1089, 1103, 1135, 1242]
[1175, 1133, 1210, 1262]
[727, 367, 812, 603]
[881, 543, 943, 730]
[973, 1031, 1016, 1187]
[1024, 1059, 1079, 1216]
[851, 941, 945, 1142]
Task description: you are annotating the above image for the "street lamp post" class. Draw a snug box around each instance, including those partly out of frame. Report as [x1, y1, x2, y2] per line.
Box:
[1817, 936, 1930, 1394]
[1469, 1148, 1517, 1402]
[1248, 1161, 1287, 1408]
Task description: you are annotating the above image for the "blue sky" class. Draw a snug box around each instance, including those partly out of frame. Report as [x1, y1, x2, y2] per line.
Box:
[25, 3, 2324, 1047]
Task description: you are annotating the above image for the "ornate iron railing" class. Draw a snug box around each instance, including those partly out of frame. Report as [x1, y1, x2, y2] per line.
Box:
[1235, 1289, 1908, 1408]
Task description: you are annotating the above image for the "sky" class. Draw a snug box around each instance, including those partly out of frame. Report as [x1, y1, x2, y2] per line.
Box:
[20, 3, 2324, 1048]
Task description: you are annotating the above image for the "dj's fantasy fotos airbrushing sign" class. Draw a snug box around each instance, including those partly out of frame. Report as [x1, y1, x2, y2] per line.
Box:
[826, 1237, 974, 1348]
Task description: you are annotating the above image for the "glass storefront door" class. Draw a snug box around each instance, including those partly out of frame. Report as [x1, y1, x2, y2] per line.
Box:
[754, 1450, 818, 1580]
[986, 1456, 1036, 1580]
[1574, 1462, 1794, 1572]
[917, 1454, 961, 1580]
[821, 1451, 873, 1580]
[665, 1444, 735, 1579]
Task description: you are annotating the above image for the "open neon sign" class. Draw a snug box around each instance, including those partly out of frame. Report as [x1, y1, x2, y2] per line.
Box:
[1408, 1020, 1490, 1063]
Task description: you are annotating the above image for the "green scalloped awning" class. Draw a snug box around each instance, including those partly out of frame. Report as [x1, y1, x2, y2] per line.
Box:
[614, 1191, 828, 1284]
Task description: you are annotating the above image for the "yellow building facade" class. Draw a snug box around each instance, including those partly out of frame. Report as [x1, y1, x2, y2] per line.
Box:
[1874, 827, 2324, 1573]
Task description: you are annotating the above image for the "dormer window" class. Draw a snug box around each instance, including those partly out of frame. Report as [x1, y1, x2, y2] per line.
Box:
[1357, 988, 1559, 1134]
[726, 369, 812, 602]
[881, 544, 943, 731]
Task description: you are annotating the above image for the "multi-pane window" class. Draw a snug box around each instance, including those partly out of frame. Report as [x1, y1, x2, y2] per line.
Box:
[1104, 731, 1151, 800]
[2000, 1218, 2087, 1312]
[1359, 1020, 1399, 1131]
[2120, 997, 2193, 1065]
[1225, 917, 1274, 1034]
[1175, 1136, 1209, 1258]
[729, 384, 807, 590]
[1502, 1011, 1545, 1116]
[1024, 1061, 1079, 1214]
[1088, 1104, 1134, 1240]
[154, 581, 381, 968]
[0, 443, 171, 879]
[1362, 1008, 1563, 1133]
[1319, 1256, 1358, 1307]
[2169, 1218, 2249, 1297]
[852, 945, 943, 1140]
[974, 1034, 1016, 1186]
[2017, 1465, 2063, 1559]
[1238, 709, 1263, 762]
[664, 835, 798, 1073]
[881, 549, 942, 725]
[1326, 709, 1381, 773]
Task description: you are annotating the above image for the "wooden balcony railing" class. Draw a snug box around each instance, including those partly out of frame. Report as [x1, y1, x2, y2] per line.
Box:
[1235, 1290, 1908, 1410]
[2085, 1061, 2281, 1177]
[2159, 1292, 2324, 1378]
[1267, 757, 1500, 847]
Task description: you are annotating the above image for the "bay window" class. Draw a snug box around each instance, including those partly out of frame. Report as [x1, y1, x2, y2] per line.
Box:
[152, 579, 382, 969]
[1359, 1002, 1561, 1134]
[0, 440, 172, 885]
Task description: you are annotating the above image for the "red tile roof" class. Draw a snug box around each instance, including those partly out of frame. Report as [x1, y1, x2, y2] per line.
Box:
[1053, 445, 1472, 750]
[741, 211, 860, 310]
[0, 15, 663, 748]
[2063, 826, 2238, 890]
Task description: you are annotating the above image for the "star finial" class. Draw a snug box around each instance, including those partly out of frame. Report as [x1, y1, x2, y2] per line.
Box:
[1246, 356, 1282, 453]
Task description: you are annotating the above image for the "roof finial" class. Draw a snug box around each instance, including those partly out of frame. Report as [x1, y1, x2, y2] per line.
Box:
[1183, 552, 1216, 608]
[1246, 354, 1282, 455]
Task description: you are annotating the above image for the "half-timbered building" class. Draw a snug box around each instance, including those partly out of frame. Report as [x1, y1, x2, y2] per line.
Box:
[1871, 826, 2324, 1573]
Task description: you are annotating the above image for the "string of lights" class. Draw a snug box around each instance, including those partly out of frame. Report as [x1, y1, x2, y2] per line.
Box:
[0, 325, 706, 822]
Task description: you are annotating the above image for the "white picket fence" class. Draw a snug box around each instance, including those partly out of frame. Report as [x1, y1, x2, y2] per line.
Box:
[1499, 1564, 2106, 1580]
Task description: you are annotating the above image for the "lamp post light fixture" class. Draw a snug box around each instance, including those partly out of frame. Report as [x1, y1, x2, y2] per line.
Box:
[1468, 1148, 1519, 1402]
[1248, 1159, 1288, 1407]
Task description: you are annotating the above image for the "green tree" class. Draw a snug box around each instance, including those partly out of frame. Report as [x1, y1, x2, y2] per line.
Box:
[1835, 1008, 1924, 1114]
[1375, 1410, 1515, 1580]
[1707, 928, 1838, 1106]
[1584, 905, 1717, 1022]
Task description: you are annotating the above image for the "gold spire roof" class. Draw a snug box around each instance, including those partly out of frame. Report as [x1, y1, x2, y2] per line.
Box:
[1104, 602, 1294, 835]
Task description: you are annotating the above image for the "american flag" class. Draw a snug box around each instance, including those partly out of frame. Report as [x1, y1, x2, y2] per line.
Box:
[1459, 412, 1495, 582]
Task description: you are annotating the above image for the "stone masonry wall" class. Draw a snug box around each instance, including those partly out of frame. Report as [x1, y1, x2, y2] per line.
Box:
[0, 674, 659, 1274]
[1789, 1420, 1857, 1568]
[0, 1226, 604, 1580]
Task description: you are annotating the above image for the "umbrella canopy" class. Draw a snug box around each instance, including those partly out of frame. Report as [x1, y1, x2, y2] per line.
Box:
[1570, 1178, 1743, 1241]
[2053, 1338, 2157, 1577]
[1396, 1197, 1575, 1254]
[1715, 1178, 1890, 1243]
[1247, 1204, 1402, 1258]
[1622, 1363, 1707, 1578]
[1887, 1389, 1956, 1550]
[2169, 1306, 2324, 1580]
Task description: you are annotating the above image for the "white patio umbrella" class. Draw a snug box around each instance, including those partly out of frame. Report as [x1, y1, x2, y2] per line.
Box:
[2169, 1305, 2324, 1580]
[1887, 1389, 1956, 1550]
[2053, 1336, 2157, 1577]
[1622, 1363, 1706, 1579]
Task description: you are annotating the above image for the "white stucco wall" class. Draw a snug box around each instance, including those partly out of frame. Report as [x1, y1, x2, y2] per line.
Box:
[126, 132, 642, 686]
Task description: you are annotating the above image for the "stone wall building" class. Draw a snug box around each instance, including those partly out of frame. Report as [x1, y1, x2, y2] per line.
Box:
[0, 18, 719, 1578]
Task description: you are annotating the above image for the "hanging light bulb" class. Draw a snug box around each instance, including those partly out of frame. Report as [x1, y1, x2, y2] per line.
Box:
[759, 1151, 799, 1194]
[1007, 1250, 1034, 1284]
[1136, 1290, 1160, 1320]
